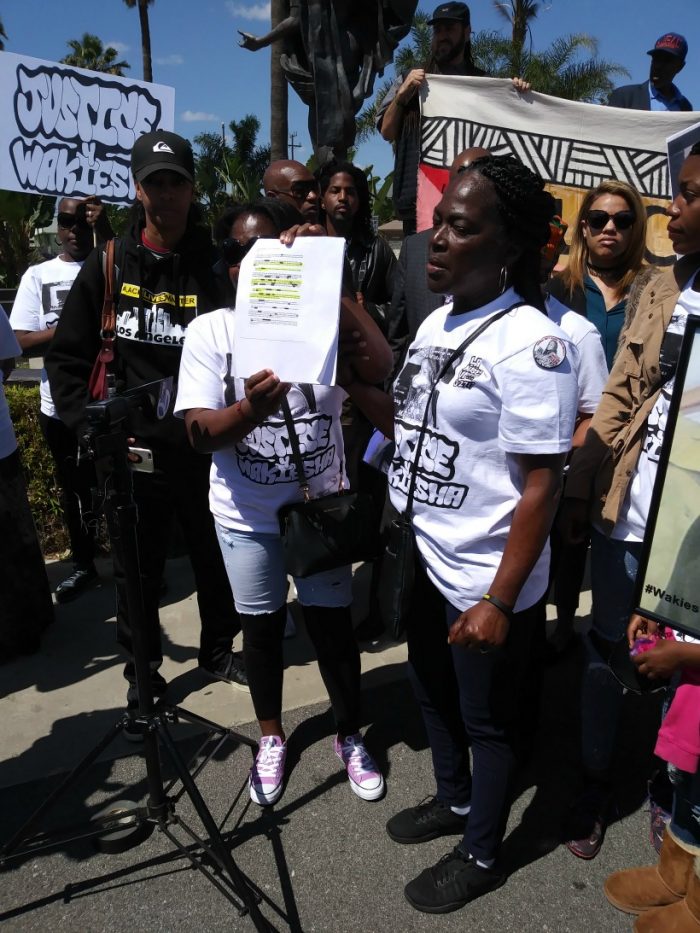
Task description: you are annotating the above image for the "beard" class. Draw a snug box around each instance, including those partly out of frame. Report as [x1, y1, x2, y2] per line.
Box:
[433, 34, 467, 66]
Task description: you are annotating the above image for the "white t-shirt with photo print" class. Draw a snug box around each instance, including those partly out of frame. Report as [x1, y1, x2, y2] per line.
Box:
[174, 307, 347, 534]
[612, 276, 700, 542]
[10, 256, 83, 418]
[388, 288, 579, 613]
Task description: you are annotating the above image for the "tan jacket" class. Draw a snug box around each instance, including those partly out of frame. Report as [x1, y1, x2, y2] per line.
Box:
[565, 264, 681, 533]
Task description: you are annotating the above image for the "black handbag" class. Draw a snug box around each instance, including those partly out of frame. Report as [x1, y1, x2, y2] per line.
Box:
[379, 303, 521, 639]
[277, 397, 380, 578]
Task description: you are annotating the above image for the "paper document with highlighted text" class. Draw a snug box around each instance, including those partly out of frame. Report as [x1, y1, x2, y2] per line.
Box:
[233, 237, 345, 385]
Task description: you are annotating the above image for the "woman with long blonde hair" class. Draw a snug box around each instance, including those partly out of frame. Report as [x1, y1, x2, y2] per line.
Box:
[549, 179, 647, 370]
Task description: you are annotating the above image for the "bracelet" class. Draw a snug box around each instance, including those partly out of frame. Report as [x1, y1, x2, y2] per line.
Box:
[481, 593, 514, 621]
[235, 400, 258, 425]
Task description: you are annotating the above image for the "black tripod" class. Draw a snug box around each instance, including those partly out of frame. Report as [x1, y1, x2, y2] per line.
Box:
[0, 405, 271, 932]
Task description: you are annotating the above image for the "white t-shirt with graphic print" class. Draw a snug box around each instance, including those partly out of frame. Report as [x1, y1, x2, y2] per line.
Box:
[10, 256, 83, 418]
[612, 277, 700, 542]
[174, 307, 347, 534]
[388, 288, 579, 613]
[546, 295, 608, 412]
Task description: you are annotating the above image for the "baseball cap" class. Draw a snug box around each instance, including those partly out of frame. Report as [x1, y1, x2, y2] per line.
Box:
[647, 32, 688, 61]
[427, 1, 470, 26]
[131, 130, 195, 184]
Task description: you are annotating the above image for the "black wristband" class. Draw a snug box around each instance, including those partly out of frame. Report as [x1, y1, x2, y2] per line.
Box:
[481, 593, 514, 621]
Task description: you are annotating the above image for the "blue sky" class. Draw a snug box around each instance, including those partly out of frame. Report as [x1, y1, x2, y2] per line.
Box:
[3, 0, 699, 181]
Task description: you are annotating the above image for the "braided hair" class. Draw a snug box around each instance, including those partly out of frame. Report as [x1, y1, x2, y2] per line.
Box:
[460, 155, 555, 310]
[318, 160, 374, 242]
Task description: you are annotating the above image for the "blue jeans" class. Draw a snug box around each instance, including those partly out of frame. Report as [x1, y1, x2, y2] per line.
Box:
[669, 764, 700, 851]
[214, 523, 353, 614]
[581, 529, 643, 777]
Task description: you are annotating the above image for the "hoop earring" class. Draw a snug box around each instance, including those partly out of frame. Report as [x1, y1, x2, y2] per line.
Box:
[498, 265, 508, 295]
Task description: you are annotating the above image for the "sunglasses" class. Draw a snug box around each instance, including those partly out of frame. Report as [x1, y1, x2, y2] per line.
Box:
[268, 180, 320, 201]
[57, 211, 89, 230]
[221, 236, 261, 267]
[586, 210, 635, 232]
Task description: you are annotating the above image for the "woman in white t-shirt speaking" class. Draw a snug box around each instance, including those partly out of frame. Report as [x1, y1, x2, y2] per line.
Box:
[175, 199, 393, 808]
[346, 155, 579, 913]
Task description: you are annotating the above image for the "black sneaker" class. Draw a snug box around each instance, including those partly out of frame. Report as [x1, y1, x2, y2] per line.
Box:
[55, 565, 99, 603]
[199, 651, 249, 690]
[404, 848, 506, 914]
[386, 796, 468, 844]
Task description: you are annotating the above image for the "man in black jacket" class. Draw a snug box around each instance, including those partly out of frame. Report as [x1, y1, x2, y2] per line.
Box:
[46, 131, 247, 720]
[609, 32, 692, 112]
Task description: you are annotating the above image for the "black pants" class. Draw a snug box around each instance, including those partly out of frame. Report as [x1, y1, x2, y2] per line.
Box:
[406, 559, 537, 861]
[240, 604, 362, 737]
[107, 444, 240, 688]
[39, 412, 96, 568]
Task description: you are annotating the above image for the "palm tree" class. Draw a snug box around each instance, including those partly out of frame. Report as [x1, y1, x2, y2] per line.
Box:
[123, 0, 154, 82]
[270, 0, 288, 160]
[61, 34, 130, 75]
[493, 1, 540, 53]
[472, 30, 628, 102]
[0, 18, 7, 51]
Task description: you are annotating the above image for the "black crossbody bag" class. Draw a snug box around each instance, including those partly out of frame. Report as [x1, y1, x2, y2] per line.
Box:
[277, 397, 380, 578]
[380, 304, 521, 638]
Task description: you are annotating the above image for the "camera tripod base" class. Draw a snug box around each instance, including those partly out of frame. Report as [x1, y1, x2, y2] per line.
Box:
[92, 799, 155, 854]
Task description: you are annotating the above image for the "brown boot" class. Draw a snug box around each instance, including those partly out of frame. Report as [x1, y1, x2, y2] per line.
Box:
[634, 857, 700, 932]
[604, 829, 695, 915]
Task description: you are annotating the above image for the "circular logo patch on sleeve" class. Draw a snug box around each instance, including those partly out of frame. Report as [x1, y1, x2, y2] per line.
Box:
[533, 336, 567, 369]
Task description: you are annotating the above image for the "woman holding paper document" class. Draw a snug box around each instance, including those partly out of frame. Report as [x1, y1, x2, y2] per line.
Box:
[175, 201, 393, 807]
[343, 155, 579, 913]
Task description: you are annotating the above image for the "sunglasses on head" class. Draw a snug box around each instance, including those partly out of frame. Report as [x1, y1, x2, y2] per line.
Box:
[221, 236, 261, 267]
[57, 211, 89, 230]
[586, 209, 635, 232]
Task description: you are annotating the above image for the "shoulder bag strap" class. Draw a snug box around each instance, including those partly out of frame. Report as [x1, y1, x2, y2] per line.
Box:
[402, 302, 522, 519]
[281, 396, 311, 501]
[98, 238, 117, 366]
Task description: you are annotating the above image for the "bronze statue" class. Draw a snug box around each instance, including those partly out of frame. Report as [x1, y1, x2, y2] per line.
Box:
[239, 0, 418, 162]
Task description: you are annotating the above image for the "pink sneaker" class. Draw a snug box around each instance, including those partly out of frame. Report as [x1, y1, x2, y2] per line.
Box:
[334, 733, 385, 801]
[250, 735, 287, 806]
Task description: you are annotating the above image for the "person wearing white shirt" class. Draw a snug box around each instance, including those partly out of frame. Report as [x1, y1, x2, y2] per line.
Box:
[346, 155, 579, 913]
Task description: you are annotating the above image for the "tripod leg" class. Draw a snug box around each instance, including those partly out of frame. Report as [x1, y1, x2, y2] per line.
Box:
[1, 718, 126, 861]
[156, 719, 271, 933]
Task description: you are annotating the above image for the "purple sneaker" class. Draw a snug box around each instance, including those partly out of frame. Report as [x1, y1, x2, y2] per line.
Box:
[334, 733, 385, 801]
[249, 735, 287, 806]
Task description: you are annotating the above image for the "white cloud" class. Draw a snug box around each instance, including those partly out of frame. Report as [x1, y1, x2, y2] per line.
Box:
[155, 54, 184, 66]
[181, 110, 220, 123]
[105, 40, 130, 53]
[225, 1, 270, 21]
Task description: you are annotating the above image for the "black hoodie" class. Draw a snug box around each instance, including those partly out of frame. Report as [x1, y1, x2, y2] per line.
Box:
[46, 220, 233, 448]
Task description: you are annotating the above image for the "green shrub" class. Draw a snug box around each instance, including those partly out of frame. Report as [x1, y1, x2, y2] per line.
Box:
[6, 385, 68, 556]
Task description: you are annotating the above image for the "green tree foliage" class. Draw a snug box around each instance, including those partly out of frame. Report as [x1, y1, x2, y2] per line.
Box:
[6, 386, 67, 555]
[123, 0, 154, 82]
[194, 116, 271, 225]
[0, 192, 55, 288]
[61, 33, 130, 75]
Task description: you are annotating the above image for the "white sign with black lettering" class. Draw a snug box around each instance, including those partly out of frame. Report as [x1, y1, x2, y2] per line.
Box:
[0, 51, 175, 203]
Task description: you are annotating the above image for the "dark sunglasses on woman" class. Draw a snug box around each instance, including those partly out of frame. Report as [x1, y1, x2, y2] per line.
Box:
[586, 209, 635, 232]
[221, 236, 261, 267]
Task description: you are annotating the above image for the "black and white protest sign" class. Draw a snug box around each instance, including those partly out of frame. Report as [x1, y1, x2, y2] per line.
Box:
[0, 52, 175, 204]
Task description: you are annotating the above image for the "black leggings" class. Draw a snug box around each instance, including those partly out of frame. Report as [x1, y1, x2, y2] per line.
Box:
[240, 603, 362, 737]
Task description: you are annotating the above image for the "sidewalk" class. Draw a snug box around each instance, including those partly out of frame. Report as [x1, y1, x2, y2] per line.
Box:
[1, 556, 406, 790]
[0, 557, 663, 932]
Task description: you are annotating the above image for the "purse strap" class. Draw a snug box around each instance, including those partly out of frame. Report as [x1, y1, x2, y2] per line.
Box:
[402, 302, 523, 520]
[281, 396, 313, 501]
[98, 238, 117, 366]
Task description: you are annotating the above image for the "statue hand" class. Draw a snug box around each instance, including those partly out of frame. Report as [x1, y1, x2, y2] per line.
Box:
[238, 30, 263, 51]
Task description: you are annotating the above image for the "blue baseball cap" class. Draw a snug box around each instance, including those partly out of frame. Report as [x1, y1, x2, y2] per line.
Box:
[647, 33, 688, 62]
